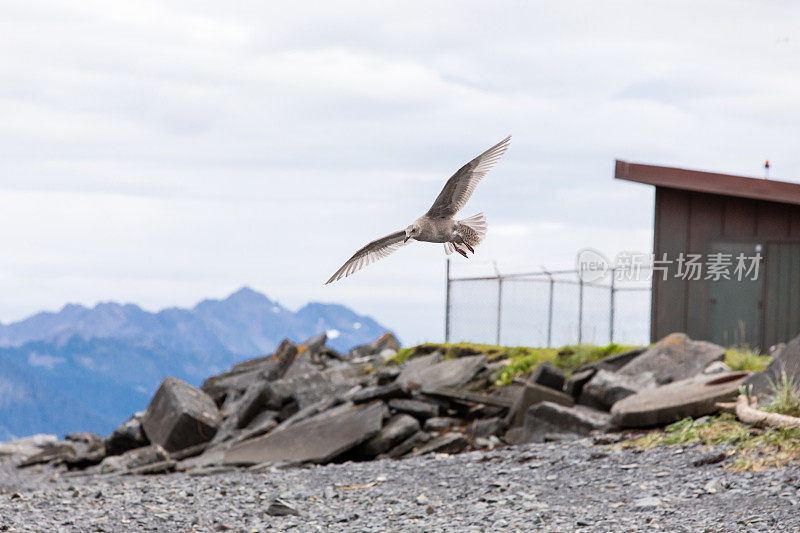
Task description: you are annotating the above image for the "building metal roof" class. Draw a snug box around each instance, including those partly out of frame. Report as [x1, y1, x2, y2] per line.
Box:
[615, 160, 800, 207]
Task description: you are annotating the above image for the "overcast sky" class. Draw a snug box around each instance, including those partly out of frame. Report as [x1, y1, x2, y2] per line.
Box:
[1, 1, 799, 345]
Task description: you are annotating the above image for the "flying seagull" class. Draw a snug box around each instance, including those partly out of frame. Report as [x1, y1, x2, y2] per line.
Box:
[326, 136, 511, 284]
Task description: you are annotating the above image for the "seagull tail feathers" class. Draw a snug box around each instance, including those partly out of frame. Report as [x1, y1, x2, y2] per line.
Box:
[459, 212, 487, 245]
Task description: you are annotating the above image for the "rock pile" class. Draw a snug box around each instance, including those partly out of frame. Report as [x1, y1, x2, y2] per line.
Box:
[3, 331, 791, 477]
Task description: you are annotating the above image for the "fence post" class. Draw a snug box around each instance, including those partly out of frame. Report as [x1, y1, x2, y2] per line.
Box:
[545, 269, 554, 348]
[609, 268, 616, 345]
[578, 277, 584, 345]
[445, 258, 451, 343]
[494, 262, 502, 346]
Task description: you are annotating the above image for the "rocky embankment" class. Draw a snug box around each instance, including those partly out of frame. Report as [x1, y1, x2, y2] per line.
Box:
[3, 331, 799, 478]
[3, 332, 800, 530]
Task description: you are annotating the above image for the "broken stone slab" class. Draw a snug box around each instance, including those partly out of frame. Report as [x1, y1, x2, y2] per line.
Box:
[466, 417, 506, 440]
[424, 417, 456, 432]
[19, 433, 106, 469]
[704, 361, 732, 375]
[211, 382, 273, 445]
[105, 412, 149, 456]
[223, 402, 384, 466]
[142, 377, 221, 453]
[577, 347, 647, 373]
[98, 444, 170, 474]
[323, 362, 371, 385]
[232, 410, 279, 443]
[527, 362, 567, 391]
[408, 432, 468, 457]
[18, 442, 77, 467]
[0, 434, 58, 459]
[564, 368, 596, 398]
[521, 402, 612, 443]
[178, 442, 232, 470]
[201, 339, 298, 402]
[168, 442, 208, 461]
[127, 459, 177, 475]
[379, 431, 432, 459]
[271, 397, 348, 433]
[232, 339, 299, 374]
[353, 414, 420, 458]
[63, 433, 106, 468]
[267, 370, 351, 411]
[505, 383, 575, 428]
[388, 399, 440, 420]
[395, 352, 443, 387]
[611, 371, 749, 428]
[348, 382, 405, 403]
[267, 497, 300, 516]
[374, 366, 401, 385]
[397, 355, 487, 391]
[744, 334, 800, 397]
[617, 333, 725, 384]
[419, 386, 514, 408]
[347, 332, 401, 359]
[579, 369, 657, 410]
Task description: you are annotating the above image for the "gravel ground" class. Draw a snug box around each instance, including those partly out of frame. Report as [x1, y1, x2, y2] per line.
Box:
[1, 437, 799, 532]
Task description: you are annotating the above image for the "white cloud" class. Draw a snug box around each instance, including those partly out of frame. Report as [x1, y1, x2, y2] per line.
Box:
[27, 352, 66, 370]
[1, 1, 800, 345]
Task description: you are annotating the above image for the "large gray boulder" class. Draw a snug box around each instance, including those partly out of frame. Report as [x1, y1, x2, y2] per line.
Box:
[744, 335, 800, 398]
[521, 402, 611, 443]
[579, 369, 657, 410]
[223, 402, 384, 465]
[611, 371, 748, 428]
[617, 333, 725, 384]
[142, 377, 221, 453]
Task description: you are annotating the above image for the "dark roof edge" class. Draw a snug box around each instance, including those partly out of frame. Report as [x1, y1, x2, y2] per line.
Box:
[614, 160, 800, 207]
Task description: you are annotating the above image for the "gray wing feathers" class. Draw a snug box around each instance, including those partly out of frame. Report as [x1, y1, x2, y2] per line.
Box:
[325, 230, 408, 284]
[426, 135, 510, 218]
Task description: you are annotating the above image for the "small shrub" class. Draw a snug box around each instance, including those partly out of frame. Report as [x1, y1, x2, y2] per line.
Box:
[763, 370, 800, 417]
[725, 347, 771, 372]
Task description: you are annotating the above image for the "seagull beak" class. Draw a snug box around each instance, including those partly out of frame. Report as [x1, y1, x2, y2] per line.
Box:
[403, 236, 410, 243]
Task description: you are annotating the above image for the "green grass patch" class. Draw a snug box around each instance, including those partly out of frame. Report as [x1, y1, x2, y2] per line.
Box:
[725, 347, 771, 372]
[386, 341, 638, 387]
[620, 414, 800, 471]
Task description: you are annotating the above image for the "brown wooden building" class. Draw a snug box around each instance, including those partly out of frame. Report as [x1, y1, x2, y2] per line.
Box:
[615, 160, 800, 350]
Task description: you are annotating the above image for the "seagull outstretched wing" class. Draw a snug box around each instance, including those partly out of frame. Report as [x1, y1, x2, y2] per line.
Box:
[426, 135, 511, 219]
[325, 230, 408, 284]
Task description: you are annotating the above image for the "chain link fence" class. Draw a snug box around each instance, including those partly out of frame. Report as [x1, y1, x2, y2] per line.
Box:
[445, 260, 652, 347]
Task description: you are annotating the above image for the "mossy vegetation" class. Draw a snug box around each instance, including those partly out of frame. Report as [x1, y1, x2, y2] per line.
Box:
[620, 414, 800, 471]
[387, 341, 638, 387]
[725, 347, 771, 372]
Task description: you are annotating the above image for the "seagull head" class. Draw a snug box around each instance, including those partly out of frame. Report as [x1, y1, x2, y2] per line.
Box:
[404, 224, 419, 242]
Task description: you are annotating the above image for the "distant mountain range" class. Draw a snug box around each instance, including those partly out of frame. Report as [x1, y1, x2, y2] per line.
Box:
[0, 287, 393, 440]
